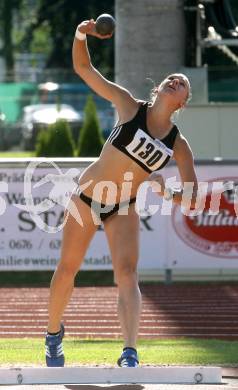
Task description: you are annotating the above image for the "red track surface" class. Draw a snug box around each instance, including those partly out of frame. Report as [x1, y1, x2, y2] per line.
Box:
[1, 284, 238, 339]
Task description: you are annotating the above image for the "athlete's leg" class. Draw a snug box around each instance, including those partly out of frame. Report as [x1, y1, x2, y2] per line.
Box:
[103, 204, 141, 350]
[47, 195, 98, 333]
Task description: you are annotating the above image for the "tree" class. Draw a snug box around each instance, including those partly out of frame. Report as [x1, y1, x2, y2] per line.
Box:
[0, 0, 115, 79]
[77, 95, 104, 157]
[21, 0, 115, 78]
[0, 0, 23, 80]
[35, 120, 75, 157]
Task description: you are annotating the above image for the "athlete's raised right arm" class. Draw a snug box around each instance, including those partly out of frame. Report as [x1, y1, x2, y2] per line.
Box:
[72, 20, 136, 112]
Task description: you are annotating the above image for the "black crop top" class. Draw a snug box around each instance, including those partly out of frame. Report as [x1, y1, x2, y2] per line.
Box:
[107, 101, 179, 173]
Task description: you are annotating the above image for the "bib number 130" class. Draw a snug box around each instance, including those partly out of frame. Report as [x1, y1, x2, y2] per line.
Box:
[132, 137, 162, 166]
[125, 129, 171, 170]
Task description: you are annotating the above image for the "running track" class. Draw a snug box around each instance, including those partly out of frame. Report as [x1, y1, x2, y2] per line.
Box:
[1, 284, 238, 339]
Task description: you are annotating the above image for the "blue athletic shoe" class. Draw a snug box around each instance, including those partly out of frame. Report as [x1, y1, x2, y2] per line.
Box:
[45, 324, 65, 367]
[117, 348, 139, 367]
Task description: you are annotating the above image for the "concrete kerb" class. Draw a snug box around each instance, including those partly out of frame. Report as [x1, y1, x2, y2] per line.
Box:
[0, 366, 222, 386]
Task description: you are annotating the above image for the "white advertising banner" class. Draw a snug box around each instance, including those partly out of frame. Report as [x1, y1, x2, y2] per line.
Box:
[0, 159, 166, 271]
[0, 159, 237, 273]
[168, 164, 238, 269]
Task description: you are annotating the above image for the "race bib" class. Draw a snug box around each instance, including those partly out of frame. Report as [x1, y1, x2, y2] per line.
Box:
[125, 129, 173, 171]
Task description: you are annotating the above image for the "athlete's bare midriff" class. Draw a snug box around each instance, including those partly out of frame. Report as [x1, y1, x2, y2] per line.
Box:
[78, 141, 149, 204]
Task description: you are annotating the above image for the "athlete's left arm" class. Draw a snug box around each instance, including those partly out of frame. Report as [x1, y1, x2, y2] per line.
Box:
[148, 134, 200, 208]
[172, 133, 199, 208]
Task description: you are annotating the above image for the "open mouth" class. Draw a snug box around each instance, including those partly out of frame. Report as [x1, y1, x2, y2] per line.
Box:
[167, 85, 176, 91]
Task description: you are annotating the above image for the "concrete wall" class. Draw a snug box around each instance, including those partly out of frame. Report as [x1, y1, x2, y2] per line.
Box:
[114, 1, 237, 159]
[176, 104, 238, 159]
[115, 0, 185, 100]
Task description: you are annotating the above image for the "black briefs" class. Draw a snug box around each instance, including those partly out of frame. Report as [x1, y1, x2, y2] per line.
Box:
[79, 191, 136, 222]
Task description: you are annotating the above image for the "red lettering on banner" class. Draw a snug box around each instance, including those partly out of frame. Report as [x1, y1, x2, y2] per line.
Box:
[172, 177, 238, 259]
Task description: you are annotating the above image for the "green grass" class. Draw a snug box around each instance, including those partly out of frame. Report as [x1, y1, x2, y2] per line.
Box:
[0, 338, 237, 366]
[0, 151, 35, 158]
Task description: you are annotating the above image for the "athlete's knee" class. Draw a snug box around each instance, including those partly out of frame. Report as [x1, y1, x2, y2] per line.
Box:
[114, 258, 138, 285]
[56, 261, 79, 280]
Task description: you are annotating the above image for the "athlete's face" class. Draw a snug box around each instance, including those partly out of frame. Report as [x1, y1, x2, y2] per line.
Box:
[157, 73, 190, 108]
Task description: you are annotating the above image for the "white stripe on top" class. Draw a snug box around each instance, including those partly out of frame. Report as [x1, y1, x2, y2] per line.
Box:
[107, 125, 122, 143]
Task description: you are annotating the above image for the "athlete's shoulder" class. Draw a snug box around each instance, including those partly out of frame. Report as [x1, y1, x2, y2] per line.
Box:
[171, 121, 181, 133]
[133, 100, 148, 117]
[173, 131, 194, 161]
[135, 100, 148, 108]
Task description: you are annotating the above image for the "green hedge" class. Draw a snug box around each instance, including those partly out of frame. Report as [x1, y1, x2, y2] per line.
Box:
[77, 95, 104, 157]
[35, 119, 75, 157]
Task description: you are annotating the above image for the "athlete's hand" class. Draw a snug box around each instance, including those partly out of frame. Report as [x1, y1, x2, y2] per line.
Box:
[77, 19, 113, 40]
[148, 173, 165, 196]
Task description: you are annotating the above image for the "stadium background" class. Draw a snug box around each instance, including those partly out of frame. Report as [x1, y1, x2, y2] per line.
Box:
[0, 0, 238, 343]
